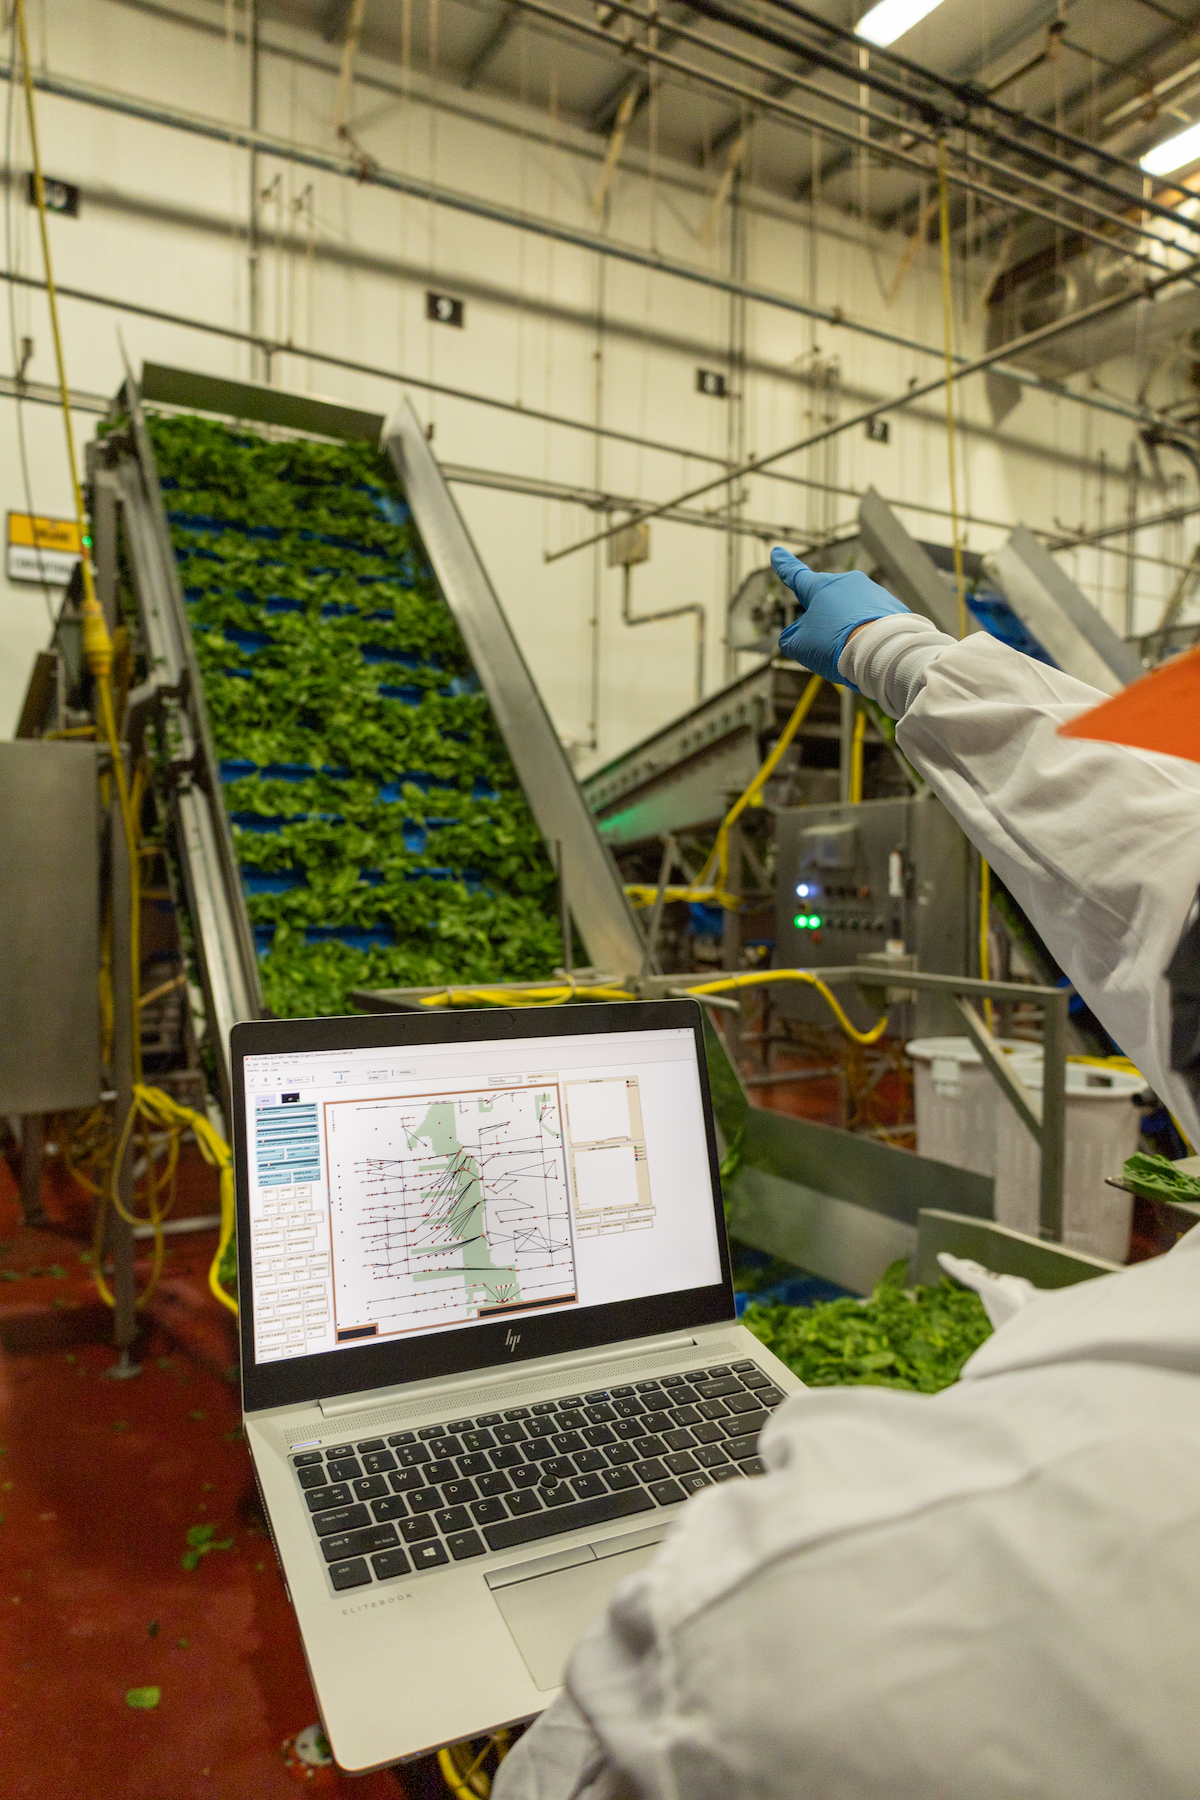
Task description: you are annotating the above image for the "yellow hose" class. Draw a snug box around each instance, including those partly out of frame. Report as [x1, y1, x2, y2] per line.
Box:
[624, 674, 824, 911]
[680, 969, 891, 1045]
[421, 966, 890, 1046]
[849, 704, 866, 805]
[437, 1732, 511, 1799]
[89, 1086, 238, 1317]
[419, 984, 636, 1008]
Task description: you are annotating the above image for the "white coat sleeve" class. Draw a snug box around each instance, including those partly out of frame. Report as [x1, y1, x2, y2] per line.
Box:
[839, 616, 1200, 1144]
[496, 1233, 1200, 1800]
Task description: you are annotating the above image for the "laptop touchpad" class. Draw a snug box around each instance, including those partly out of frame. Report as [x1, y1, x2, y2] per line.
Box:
[490, 1544, 658, 1692]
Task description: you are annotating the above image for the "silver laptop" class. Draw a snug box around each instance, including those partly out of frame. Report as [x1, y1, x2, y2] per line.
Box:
[231, 998, 800, 1773]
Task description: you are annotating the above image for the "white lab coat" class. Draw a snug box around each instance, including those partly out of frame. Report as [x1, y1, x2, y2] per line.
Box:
[495, 623, 1200, 1800]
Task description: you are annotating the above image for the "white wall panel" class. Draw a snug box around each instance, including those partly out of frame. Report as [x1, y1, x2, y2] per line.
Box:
[0, 0, 1179, 746]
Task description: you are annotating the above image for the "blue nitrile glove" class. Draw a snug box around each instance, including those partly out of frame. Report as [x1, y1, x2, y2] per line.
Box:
[773, 547, 910, 686]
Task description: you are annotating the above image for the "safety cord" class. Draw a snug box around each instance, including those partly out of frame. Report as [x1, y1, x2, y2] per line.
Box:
[935, 138, 968, 645]
[624, 674, 824, 911]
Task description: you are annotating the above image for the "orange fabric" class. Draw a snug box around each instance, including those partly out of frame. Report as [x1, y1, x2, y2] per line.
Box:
[1058, 644, 1200, 764]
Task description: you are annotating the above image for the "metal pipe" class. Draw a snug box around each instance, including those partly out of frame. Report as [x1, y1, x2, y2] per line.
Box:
[640, 834, 678, 979]
[1045, 497, 1198, 553]
[1039, 987, 1069, 1242]
[0, 61, 968, 363]
[546, 251, 1200, 565]
[2, 288, 1175, 571]
[753, 0, 1193, 211]
[620, 563, 706, 702]
[568, 0, 1195, 257]
[107, 757, 140, 1370]
[6, 54, 1189, 397]
[511, 0, 1188, 271]
[247, 0, 261, 378]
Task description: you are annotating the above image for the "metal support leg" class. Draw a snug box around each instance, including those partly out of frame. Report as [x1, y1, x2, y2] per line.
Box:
[106, 773, 141, 1377]
[554, 840, 574, 976]
[640, 835, 677, 979]
[722, 823, 744, 1064]
[839, 687, 855, 804]
[1039, 988, 1069, 1242]
[18, 1114, 47, 1227]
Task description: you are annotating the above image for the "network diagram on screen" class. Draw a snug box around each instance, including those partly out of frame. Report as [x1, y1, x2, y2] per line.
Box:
[244, 1031, 719, 1367]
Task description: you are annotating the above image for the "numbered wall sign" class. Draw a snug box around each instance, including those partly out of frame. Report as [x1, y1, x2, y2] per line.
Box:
[26, 173, 79, 216]
[696, 368, 727, 397]
[865, 417, 890, 443]
[7, 512, 83, 585]
[426, 292, 465, 327]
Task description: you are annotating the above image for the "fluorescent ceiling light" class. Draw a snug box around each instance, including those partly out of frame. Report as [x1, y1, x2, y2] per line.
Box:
[856, 0, 943, 48]
[1140, 120, 1200, 177]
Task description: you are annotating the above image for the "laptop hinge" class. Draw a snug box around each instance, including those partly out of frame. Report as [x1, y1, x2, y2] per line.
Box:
[317, 1332, 702, 1419]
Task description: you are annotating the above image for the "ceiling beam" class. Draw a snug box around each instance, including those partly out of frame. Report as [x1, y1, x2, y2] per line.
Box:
[589, 3, 698, 135]
[464, 2, 521, 90]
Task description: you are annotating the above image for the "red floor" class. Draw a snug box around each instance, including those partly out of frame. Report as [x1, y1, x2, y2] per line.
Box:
[0, 1150, 410, 1798]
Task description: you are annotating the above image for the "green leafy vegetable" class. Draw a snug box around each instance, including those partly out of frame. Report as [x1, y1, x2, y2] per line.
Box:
[743, 1258, 992, 1393]
[180, 1521, 234, 1571]
[144, 412, 564, 1018]
[1121, 1151, 1200, 1204]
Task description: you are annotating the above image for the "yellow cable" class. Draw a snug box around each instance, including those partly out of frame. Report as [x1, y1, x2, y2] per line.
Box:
[16, 0, 142, 1070]
[849, 704, 866, 805]
[421, 967, 889, 1045]
[936, 139, 968, 643]
[703, 674, 824, 893]
[420, 984, 635, 1008]
[88, 1085, 238, 1317]
[680, 969, 891, 1045]
[624, 675, 824, 912]
[15, 0, 109, 672]
[437, 1732, 511, 1800]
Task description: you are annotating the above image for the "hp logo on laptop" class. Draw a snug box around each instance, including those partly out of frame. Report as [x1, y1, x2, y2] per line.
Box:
[505, 1329, 521, 1352]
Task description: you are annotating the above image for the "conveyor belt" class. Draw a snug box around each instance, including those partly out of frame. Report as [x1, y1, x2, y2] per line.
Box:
[92, 364, 643, 1122]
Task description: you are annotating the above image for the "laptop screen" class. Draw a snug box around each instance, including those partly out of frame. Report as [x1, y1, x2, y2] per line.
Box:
[233, 1003, 732, 1407]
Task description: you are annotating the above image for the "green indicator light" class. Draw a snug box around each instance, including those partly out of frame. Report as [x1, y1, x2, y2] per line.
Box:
[810, 914, 822, 928]
[794, 915, 804, 928]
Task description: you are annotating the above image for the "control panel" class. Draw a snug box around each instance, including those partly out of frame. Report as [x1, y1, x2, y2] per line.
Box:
[774, 795, 972, 1034]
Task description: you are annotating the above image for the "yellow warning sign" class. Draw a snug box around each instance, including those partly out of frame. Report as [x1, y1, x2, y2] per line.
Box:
[7, 511, 83, 585]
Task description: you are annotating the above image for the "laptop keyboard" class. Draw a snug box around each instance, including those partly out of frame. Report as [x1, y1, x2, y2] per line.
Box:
[290, 1361, 786, 1593]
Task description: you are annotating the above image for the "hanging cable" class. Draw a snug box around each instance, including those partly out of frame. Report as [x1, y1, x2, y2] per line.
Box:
[14, 0, 142, 1084]
[80, 1086, 238, 1317]
[935, 137, 968, 643]
[437, 1731, 512, 1799]
[849, 703, 866, 805]
[624, 673, 824, 910]
[420, 968, 890, 1047]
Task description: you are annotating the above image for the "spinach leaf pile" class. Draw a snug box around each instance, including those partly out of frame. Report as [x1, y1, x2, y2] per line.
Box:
[148, 413, 562, 1017]
[742, 1258, 992, 1393]
[1120, 1151, 1200, 1205]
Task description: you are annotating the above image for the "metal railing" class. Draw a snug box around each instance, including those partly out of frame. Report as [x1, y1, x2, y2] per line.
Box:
[356, 962, 1072, 1242]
